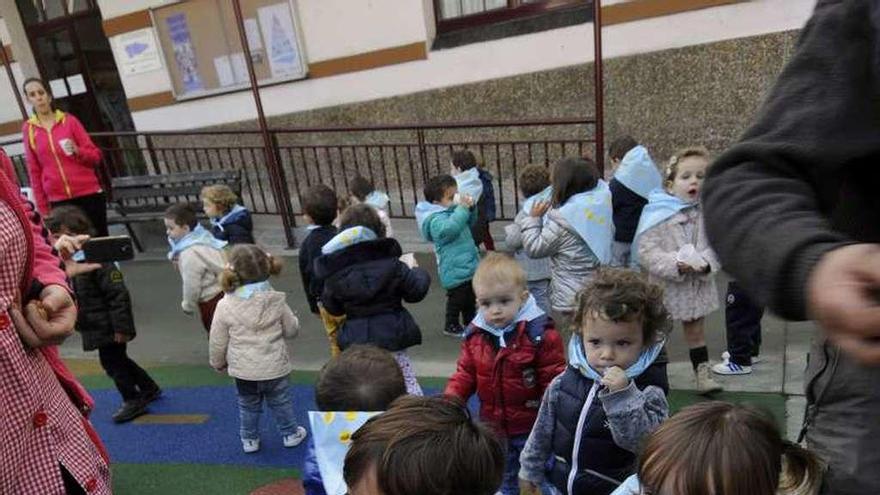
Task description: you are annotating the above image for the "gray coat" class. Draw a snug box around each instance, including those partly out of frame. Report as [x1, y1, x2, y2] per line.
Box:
[518, 210, 599, 313]
[505, 211, 552, 282]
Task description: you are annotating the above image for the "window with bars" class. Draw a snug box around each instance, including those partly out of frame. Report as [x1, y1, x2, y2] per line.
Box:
[16, 0, 96, 26]
[435, 0, 587, 32]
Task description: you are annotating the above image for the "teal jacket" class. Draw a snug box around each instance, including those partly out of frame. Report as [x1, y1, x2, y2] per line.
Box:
[422, 205, 479, 289]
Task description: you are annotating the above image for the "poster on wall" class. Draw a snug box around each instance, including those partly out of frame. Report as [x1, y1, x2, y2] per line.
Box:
[257, 3, 304, 79]
[114, 28, 163, 75]
[166, 13, 203, 93]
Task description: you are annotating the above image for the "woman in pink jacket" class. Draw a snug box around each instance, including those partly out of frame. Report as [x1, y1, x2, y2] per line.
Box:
[22, 77, 107, 235]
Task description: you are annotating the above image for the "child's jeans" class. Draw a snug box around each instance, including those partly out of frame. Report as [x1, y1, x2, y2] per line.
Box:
[501, 435, 556, 495]
[234, 376, 298, 441]
[527, 279, 551, 316]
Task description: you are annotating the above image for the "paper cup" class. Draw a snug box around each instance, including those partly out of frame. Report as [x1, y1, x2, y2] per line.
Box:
[59, 138, 74, 156]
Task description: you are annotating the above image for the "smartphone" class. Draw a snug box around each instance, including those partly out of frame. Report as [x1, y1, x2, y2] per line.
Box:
[82, 236, 135, 263]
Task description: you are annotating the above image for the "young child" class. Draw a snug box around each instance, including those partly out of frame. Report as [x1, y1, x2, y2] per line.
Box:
[348, 175, 394, 237]
[298, 185, 341, 356]
[505, 164, 553, 314]
[632, 146, 722, 394]
[209, 244, 306, 453]
[715, 280, 765, 376]
[164, 203, 227, 332]
[611, 401, 823, 495]
[303, 345, 408, 495]
[48, 205, 161, 424]
[445, 253, 566, 495]
[344, 395, 506, 495]
[314, 204, 431, 395]
[450, 149, 490, 249]
[518, 268, 670, 495]
[478, 162, 497, 251]
[608, 136, 662, 268]
[516, 157, 614, 334]
[415, 174, 480, 337]
[201, 184, 254, 245]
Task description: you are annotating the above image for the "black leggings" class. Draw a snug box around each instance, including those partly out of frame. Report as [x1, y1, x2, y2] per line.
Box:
[51, 191, 108, 236]
[446, 281, 476, 328]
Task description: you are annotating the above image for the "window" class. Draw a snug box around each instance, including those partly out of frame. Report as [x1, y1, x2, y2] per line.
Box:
[435, 0, 588, 33]
[15, 0, 97, 26]
[152, 0, 307, 100]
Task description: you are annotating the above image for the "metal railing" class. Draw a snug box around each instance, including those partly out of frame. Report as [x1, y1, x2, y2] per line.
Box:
[2, 117, 595, 235]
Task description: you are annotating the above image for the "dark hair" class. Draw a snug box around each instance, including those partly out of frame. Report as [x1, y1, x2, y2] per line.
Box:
[164, 203, 198, 230]
[550, 157, 599, 207]
[573, 268, 669, 343]
[303, 184, 338, 226]
[47, 205, 94, 236]
[316, 345, 406, 411]
[609, 135, 639, 161]
[451, 149, 478, 171]
[219, 244, 283, 292]
[349, 175, 375, 202]
[518, 164, 550, 197]
[639, 402, 823, 495]
[338, 204, 386, 238]
[344, 395, 505, 495]
[424, 174, 456, 204]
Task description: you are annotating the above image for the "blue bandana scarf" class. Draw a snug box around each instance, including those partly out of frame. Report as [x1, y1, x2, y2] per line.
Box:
[233, 280, 273, 299]
[364, 191, 390, 210]
[455, 167, 483, 202]
[521, 186, 553, 216]
[472, 294, 545, 348]
[613, 145, 662, 200]
[567, 334, 665, 381]
[309, 411, 381, 495]
[210, 204, 248, 232]
[321, 226, 378, 255]
[630, 188, 694, 268]
[414, 202, 450, 240]
[167, 224, 228, 260]
[557, 180, 614, 264]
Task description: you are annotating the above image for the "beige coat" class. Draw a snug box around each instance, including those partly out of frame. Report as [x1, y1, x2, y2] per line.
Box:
[637, 207, 720, 321]
[209, 290, 299, 381]
[178, 244, 225, 313]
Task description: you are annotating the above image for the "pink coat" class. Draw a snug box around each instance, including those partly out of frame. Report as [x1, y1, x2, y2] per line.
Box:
[23, 110, 103, 214]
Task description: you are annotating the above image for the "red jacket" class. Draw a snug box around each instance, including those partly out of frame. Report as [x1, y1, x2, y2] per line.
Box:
[23, 110, 103, 214]
[445, 315, 565, 437]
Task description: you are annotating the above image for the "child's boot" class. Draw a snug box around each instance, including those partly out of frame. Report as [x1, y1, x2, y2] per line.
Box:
[695, 362, 723, 394]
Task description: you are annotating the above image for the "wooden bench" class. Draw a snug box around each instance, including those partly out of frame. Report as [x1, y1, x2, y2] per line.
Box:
[108, 170, 242, 251]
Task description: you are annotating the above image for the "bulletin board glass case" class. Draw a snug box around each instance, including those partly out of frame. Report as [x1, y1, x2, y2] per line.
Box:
[151, 0, 307, 100]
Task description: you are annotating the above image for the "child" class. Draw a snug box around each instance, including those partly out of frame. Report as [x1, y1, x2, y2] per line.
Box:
[209, 244, 306, 453]
[479, 162, 497, 251]
[450, 149, 490, 249]
[201, 184, 254, 245]
[348, 175, 394, 237]
[314, 204, 431, 395]
[445, 253, 566, 495]
[298, 185, 341, 356]
[516, 157, 614, 334]
[48, 205, 161, 424]
[632, 146, 722, 394]
[608, 136, 662, 268]
[303, 345, 408, 495]
[505, 164, 553, 314]
[415, 174, 480, 337]
[344, 395, 506, 495]
[164, 203, 227, 332]
[715, 280, 765, 376]
[611, 401, 823, 495]
[518, 268, 670, 495]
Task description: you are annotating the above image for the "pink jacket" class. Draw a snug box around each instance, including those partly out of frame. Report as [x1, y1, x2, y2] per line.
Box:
[23, 110, 103, 214]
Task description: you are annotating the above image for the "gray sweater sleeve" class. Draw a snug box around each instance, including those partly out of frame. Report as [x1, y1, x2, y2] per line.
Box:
[518, 375, 563, 483]
[599, 382, 669, 454]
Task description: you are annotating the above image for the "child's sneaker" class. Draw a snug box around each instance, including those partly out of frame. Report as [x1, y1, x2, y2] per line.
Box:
[283, 426, 308, 448]
[443, 324, 464, 338]
[242, 438, 260, 453]
[712, 361, 752, 376]
[721, 351, 763, 365]
[695, 363, 723, 395]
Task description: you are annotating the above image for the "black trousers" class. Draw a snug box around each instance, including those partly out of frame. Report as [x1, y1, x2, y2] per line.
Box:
[51, 191, 108, 237]
[446, 281, 476, 329]
[725, 281, 764, 366]
[98, 342, 158, 402]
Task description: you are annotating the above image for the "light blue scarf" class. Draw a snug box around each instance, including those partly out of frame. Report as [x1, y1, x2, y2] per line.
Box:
[567, 334, 665, 381]
[414, 201, 449, 240]
[364, 191, 390, 210]
[609, 475, 641, 495]
[72, 250, 86, 262]
[210, 204, 248, 232]
[521, 186, 553, 215]
[309, 411, 381, 495]
[167, 224, 228, 260]
[557, 180, 614, 264]
[321, 226, 378, 255]
[233, 280, 273, 299]
[455, 167, 483, 202]
[613, 145, 662, 200]
[472, 295, 545, 348]
[630, 188, 694, 268]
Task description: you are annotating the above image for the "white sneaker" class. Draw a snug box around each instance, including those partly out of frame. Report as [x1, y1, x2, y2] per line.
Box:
[242, 438, 260, 453]
[712, 361, 752, 376]
[283, 426, 308, 448]
[721, 351, 763, 365]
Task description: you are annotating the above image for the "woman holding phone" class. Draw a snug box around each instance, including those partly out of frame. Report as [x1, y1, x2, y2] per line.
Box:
[22, 77, 107, 236]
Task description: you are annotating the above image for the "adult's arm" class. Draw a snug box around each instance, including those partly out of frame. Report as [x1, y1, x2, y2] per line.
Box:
[703, 0, 868, 320]
[68, 114, 102, 166]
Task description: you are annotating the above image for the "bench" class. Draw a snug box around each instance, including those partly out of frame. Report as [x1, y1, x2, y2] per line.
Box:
[108, 170, 242, 251]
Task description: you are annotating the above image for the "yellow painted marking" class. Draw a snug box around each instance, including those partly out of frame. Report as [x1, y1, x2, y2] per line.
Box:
[132, 414, 210, 425]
